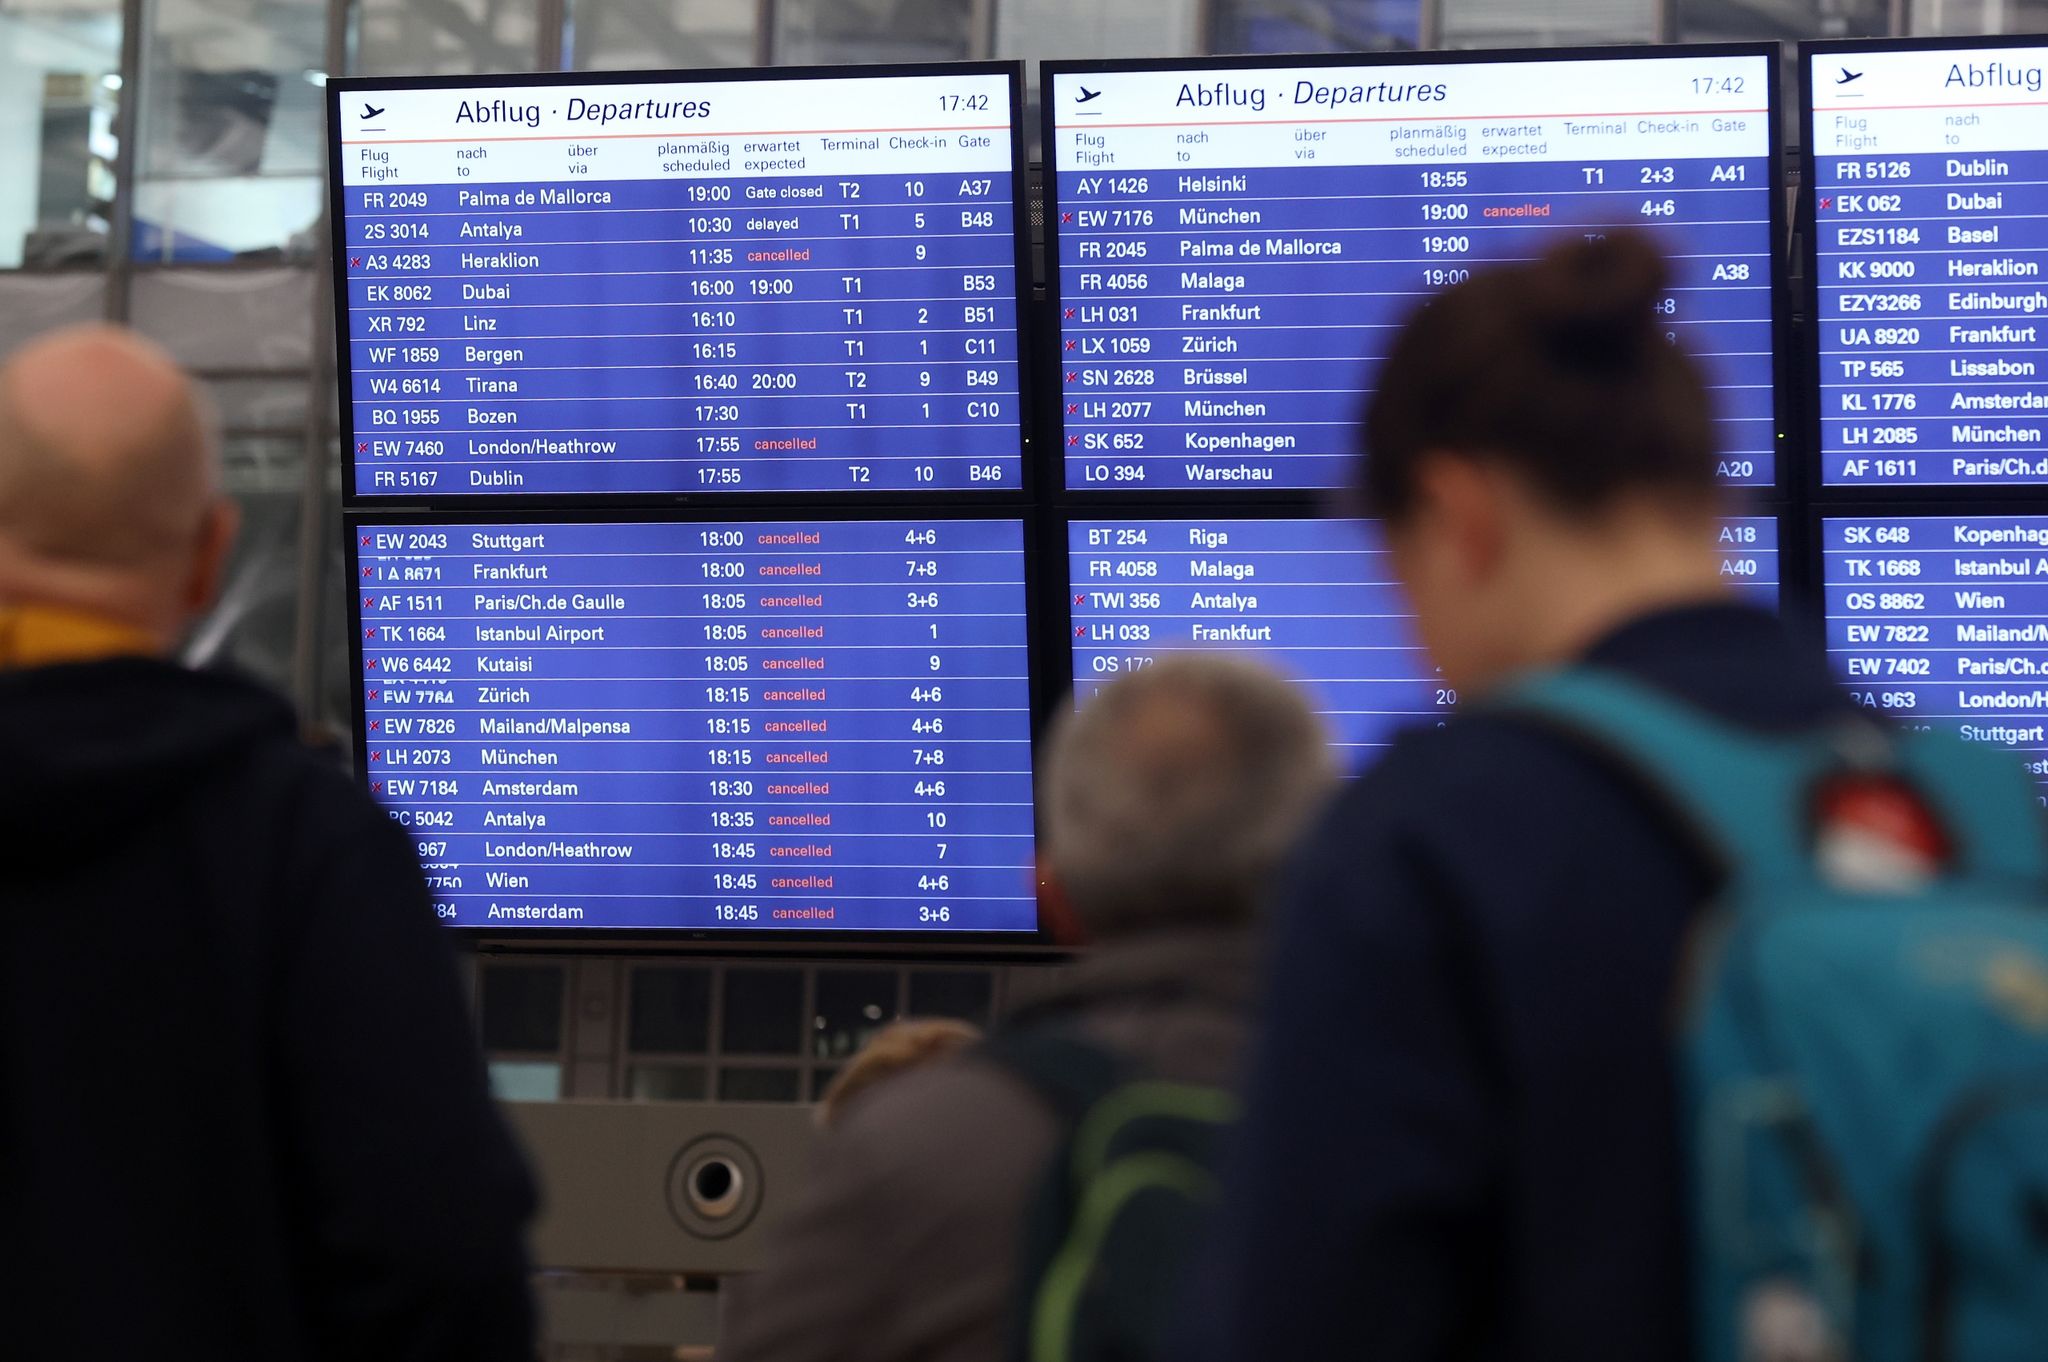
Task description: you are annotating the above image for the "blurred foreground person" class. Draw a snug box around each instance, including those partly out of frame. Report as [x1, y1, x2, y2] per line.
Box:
[0, 327, 536, 1362]
[813, 1018, 983, 1130]
[1191, 232, 2048, 1362]
[720, 655, 1336, 1362]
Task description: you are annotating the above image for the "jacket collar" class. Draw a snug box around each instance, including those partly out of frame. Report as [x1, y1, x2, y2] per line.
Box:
[0, 602, 159, 671]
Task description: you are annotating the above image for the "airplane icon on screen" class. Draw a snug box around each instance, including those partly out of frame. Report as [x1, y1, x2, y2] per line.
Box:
[1836, 69, 1863, 86]
[361, 102, 386, 119]
[1076, 87, 1102, 104]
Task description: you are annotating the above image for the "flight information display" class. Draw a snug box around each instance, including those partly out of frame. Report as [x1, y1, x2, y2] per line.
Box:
[331, 67, 1027, 499]
[1070, 514, 1777, 764]
[1823, 515, 2048, 797]
[1046, 49, 1780, 493]
[353, 516, 1037, 931]
[1809, 41, 2048, 488]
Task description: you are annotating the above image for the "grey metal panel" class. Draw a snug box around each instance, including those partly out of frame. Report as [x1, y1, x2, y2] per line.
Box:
[0, 272, 107, 357]
[537, 0, 568, 68]
[105, 0, 147, 321]
[131, 264, 317, 369]
[569, 957, 623, 1099]
[509, 1100, 817, 1275]
[535, 1280, 723, 1350]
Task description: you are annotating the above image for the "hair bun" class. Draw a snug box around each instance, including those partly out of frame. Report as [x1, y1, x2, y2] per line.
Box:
[1526, 231, 1669, 369]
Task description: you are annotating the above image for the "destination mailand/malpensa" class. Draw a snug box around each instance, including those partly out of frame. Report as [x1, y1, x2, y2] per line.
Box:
[355, 518, 1038, 931]
[1823, 515, 2048, 786]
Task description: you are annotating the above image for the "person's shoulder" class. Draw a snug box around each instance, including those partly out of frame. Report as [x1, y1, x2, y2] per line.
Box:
[827, 1051, 1063, 1192]
[1332, 713, 1604, 829]
[105, 662, 380, 839]
[212, 729, 425, 911]
[835, 1051, 1058, 1143]
[234, 735, 393, 841]
[1289, 712, 1651, 918]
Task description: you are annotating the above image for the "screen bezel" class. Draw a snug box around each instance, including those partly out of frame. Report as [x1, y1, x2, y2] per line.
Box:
[326, 60, 1038, 512]
[1037, 42, 1793, 507]
[1798, 33, 2048, 504]
[344, 504, 1057, 949]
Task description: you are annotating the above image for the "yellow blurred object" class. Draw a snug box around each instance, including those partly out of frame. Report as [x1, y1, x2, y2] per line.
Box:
[0, 603, 156, 670]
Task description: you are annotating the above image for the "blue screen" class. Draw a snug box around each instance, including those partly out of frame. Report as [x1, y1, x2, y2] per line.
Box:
[355, 517, 1036, 931]
[1823, 514, 2048, 793]
[1070, 515, 1777, 766]
[1048, 51, 1779, 492]
[1810, 44, 2048, 488]
[335, 70, 1025, 499]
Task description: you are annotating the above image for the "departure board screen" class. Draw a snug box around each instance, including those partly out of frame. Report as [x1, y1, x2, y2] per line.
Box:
[1046, 49, 1781, 493]
[1070, 514, 1777, 765]
[1823, 515, 2048, 794]
[331, 67, 1027, 500]
[1809, 42, 2048, 488]
[352, 517, 1037, 932]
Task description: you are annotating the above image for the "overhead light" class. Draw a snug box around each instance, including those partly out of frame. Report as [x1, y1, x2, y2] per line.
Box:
[101, 74, 122, 89]
[305, 69, 328, 86]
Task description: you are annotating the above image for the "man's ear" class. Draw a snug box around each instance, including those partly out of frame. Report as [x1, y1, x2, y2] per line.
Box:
[1035, 855, 1090, 947]
[1407, 453, 1508, 584]
[183, 497, 240, 616]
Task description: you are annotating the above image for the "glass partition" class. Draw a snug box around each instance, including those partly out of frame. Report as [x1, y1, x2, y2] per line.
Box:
[1208, 0, 1423, 53]
[995, 0, 1201, 158]
[1911, 0, 2048, 31]
[1440, 0, 1656, 46]
[0, 1, 122, 268]
[569, 0, 755, 69]
[1676, 0, 1889, 39]
[134, 0, 327, 262]
[0, 271, 106, 353]
[130, 265, 317, 369]
[354, 0, 541, 77]
[775, 0, 977, 64]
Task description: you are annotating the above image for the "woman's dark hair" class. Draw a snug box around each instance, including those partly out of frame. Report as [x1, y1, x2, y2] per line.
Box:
[1359, 230, 1720, 520]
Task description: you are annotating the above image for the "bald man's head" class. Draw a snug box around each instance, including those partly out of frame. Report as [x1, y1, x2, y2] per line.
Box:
[0, 325, 235, 640]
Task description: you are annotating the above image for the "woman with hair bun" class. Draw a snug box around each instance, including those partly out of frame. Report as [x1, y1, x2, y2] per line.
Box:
[1188, 231, 1854, 1362]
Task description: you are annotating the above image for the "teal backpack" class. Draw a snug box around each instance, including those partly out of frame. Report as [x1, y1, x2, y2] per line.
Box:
[984, 1029, 1235, 1362]
[1507, 669, 2048, 1362]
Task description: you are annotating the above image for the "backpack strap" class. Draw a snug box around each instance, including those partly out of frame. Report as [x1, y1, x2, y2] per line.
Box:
[981, 1030, 1237, 1178]
[1887, 724, 2048, 883]
[1495, 667, 1853, 889]
[1494, 667, 2048, 895]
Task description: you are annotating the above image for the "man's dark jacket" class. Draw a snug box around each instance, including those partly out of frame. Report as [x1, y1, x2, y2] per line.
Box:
[0, 658, 537, 1361]
[1190, 605, 1860, 1362]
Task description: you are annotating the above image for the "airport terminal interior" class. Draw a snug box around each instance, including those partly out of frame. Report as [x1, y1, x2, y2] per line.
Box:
[7, 0, 2048, 1355]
